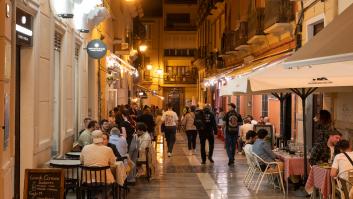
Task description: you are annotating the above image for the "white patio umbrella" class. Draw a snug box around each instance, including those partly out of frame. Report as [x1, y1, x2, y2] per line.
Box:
[249, 59, 353, 180]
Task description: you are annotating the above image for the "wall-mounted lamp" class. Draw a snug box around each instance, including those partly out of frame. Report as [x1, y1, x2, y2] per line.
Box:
[139, 44, 147, 52]
[156, 68, 163, 75]
[146, 64, 153, 70]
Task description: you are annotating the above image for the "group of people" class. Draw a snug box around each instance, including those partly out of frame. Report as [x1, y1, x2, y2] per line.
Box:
[77, 103, 161, 184]
[179, 102, 275, 166]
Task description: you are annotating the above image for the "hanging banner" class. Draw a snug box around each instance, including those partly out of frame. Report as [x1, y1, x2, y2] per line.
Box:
[86, 39, 107, 59]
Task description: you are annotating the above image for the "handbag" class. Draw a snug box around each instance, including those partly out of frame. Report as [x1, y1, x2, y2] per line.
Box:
[161, 122, 166, 133]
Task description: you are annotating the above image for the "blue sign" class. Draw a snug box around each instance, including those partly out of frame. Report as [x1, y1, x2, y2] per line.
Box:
[86, 39, 107, 59]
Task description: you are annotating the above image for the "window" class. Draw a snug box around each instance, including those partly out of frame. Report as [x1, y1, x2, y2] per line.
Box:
[52, 32, 62, 156]
[166, 13, 191, 27]
[262, 95, 268, 117]
[144, 23, 152, 40]
[313, 21, 324, 36]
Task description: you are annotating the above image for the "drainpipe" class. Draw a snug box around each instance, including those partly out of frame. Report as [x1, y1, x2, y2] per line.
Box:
[11, 0, 20, 199]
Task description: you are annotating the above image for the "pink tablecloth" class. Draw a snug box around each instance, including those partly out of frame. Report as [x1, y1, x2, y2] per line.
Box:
[274, 151, 305, 181]
[305, 165, 331, 199]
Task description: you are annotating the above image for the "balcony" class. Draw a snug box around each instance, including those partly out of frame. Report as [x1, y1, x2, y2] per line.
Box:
[133, 17, 146, 40]
[196, 46, 208, 59]
[221, 22, 249, 54]
[264, 0, 295, 35]
[221, 31, 238, 54]
[164, 49, 196, 57]
[235, 22, 249, 50]
[164, 24, 197, 31]
[164, 66, 198, 84]
[165, 0, 197, 4]
[247, 7, 266, 44]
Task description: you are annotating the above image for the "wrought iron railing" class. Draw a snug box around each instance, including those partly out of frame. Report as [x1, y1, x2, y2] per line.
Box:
[264, 0, 294, 29]
[247, 6, 265, 39]
[164, 66, 198, 84]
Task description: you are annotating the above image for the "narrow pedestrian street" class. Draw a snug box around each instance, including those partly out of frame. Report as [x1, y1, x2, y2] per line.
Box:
[130, 133, 302, 199]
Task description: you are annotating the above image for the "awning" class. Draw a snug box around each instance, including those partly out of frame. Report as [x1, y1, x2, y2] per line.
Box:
[284, 4, 353, 68]
[219, 52, 291, 96]
[250, 59, 353, 92]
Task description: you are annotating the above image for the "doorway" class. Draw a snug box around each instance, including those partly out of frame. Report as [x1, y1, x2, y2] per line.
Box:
[165, 88, 184, 116]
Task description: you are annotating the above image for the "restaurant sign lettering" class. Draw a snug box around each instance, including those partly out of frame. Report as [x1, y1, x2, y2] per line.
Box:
[24, 169, 64, 199]
[86, 39, 107, 59]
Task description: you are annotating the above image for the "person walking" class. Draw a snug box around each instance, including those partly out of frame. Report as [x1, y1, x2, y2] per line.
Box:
[199, 105, 217, 164]
[224, 103, 243, 166]
[181, 106, 197, 155]
[161, 103, 179, 157]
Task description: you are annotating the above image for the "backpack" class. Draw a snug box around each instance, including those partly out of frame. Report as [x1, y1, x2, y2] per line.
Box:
[194, 110, 204, 130]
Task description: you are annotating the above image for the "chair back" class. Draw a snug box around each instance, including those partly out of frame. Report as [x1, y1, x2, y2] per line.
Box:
[244, 150, 254, 167]
[50, 162, 80, 180]
[251, 153, 265, 170]
[80, 165, 111, 185]
[338, 169, 353, 199]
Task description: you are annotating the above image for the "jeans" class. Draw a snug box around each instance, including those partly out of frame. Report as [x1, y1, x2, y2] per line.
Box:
[225, 132, 238, 161]
[199, 130, 214, 162]
[238, 138, 244, 152]
[165, 126, 177, 153]
[186, 130, 197, 150]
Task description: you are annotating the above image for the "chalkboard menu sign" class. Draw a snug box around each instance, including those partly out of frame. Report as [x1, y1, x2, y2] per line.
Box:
[24, 169, 64, 199]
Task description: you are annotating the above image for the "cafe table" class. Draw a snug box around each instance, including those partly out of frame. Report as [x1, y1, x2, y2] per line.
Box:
[49, 159, 81, 166]
[274, 150, 306, 194]
[305, 165, 332, 199]
[65, 151, 81, 159]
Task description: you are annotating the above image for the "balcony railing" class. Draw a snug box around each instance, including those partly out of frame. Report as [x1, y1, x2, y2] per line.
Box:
[264, 0, 294, 30]
[164, 49, 196, 57]
[165, 0, 197, 4]
[221, 22, 248, 54]
[196, 46, 208, 59]
[221, 31, 237, 53]
[133, 17, 146, 40]
[248, 7, 265, 40]
[164, 24, 197, 31]
[164, 66, 198, 84]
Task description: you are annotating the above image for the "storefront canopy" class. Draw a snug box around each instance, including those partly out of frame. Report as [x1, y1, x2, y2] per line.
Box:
[284, 4, 353, 68]
[250, 59, 353, 92]
[219, 52, 291, 96]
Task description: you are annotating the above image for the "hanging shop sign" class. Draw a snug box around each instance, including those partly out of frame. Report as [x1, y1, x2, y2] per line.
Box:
[86, 39, 107, 59]
[16, 8, 33, 47]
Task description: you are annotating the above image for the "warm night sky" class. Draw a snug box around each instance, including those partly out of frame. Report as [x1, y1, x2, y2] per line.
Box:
[142, 0, 163, 17]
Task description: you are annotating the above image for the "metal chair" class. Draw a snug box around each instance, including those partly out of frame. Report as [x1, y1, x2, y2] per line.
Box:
[243, 150, 260, 188]
[252, 153, 285, 195]
[79, 165, 117, 199]
[49, 161, 80, 199]
[337, 169, 353, 199]
[137, 147, 152, 182]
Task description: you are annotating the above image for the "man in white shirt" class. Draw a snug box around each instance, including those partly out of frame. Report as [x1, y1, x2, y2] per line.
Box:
[331, 139, 353, 180]
[161, 103, 179, 157]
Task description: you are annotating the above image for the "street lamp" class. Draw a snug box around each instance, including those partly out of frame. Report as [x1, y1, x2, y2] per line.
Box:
[139, 44, 147, 52]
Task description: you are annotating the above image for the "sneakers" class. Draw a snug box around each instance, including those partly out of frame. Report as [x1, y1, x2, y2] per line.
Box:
[168, 152, 172, 157]
[208, 157, 214, 163]
[201, 160, 206, 165]
[228, 160, 234, 166]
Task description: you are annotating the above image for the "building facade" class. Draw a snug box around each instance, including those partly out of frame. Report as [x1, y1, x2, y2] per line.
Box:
[0, 0, 142, 198]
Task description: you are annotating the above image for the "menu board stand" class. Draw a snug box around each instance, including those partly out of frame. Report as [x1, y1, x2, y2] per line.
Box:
[24, 168, 64, 199]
